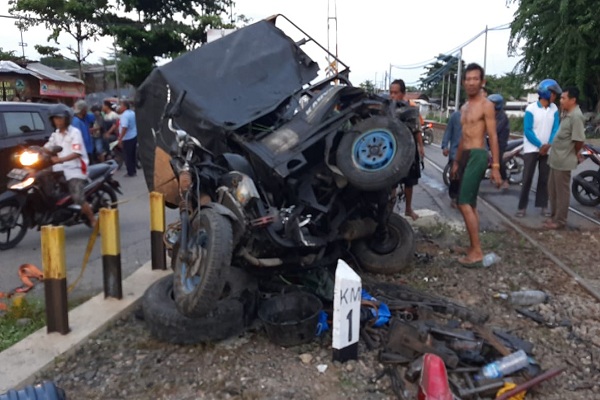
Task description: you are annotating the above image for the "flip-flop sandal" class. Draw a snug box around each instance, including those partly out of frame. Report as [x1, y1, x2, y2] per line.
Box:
[457, 258, 484, 269]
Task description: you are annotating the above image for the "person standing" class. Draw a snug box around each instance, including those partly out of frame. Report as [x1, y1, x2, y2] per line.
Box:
[71, 100, 94, 162]
[451, 63, 502, 267]
[117, 99, 138, 177]
[516, 79, 561, 217]
[389, 79, 424, 220]
[544, 87, 586, 230]
[441, 105, 462, 205]
[488, 94, 511, 189]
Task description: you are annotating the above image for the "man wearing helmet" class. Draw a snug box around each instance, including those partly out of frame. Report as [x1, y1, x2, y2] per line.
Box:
[44, 104, 97, 227]
[516, 79, 561, 218]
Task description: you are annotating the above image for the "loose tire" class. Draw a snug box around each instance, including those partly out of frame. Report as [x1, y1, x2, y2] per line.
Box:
[142, 275, 246, 344]
[0, 200, 28, 250]
[173, 208, 233, 318]
[506, 155, 524, 185]
[352, 213, 415, 274]
[572, 170, 600, 206]
[337, 116, 415, 191]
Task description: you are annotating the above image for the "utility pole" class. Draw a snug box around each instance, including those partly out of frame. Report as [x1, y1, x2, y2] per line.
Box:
[454, 49, 462, 113]
[388, 63, 392, 89]
[483, 25, 488, 72]
[113, 39, 120, 96]
[327, 0, 339, 80]
[18, 27, 27, 59]
[440, 74, 445, 109]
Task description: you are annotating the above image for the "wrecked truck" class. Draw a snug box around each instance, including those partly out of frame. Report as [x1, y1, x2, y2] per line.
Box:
[136, 15, 420, 318]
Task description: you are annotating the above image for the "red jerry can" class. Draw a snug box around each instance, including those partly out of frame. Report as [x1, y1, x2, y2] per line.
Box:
[417, 353, 453, 400]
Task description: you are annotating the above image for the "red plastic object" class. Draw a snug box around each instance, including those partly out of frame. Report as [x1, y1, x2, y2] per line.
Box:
[417, 353, 453, 400]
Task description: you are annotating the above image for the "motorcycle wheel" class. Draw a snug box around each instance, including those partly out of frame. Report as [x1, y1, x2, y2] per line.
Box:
[337, 116, 414, 191]
[424, 129, 434, 145]
[0, 200, 28, 250]
[572, 170, 600, 206]
[443, 162, 451, 187]
[352, 213, 415, 274]
[87, 183, 118, 213]
[173, 207, 233, 318]
[506, 155, 525, 185]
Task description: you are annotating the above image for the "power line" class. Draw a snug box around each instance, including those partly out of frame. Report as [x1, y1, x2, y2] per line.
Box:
[390, 22, 511, 70]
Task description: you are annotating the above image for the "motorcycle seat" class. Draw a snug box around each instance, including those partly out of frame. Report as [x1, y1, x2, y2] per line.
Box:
[88, 163, 112, 180]
[505, 139, 523, 152]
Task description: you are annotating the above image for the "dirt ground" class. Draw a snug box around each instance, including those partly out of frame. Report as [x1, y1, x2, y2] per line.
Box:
[36, 222, 600, 399]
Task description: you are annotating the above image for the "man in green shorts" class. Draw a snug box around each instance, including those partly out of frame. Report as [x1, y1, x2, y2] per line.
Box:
[451, 63, 502, 267]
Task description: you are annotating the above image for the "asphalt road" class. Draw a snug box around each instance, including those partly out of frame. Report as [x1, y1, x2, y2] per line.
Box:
[0, 172, 178, 300]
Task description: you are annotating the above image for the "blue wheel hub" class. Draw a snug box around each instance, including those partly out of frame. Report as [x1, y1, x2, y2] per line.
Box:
[180, 231, 208, 293]
[353, 129, 396, 171]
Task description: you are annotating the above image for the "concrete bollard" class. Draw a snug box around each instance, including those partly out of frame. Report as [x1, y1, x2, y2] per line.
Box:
[149, 192, 166, 270]
[100, 208, 122, 299]
[41, 226, 70, 335]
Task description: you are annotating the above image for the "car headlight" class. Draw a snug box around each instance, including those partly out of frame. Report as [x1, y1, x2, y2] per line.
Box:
[235, 174, 259, 206]
[19, 151, 40, 167]
[10, 177, 35, 190]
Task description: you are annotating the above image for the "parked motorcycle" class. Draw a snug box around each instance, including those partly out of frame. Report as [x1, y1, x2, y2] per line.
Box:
[422, 122, 434, 145]
[572, 143, 600, 206]
[0, 146, 121, 250]
[442, 139, 525, 187]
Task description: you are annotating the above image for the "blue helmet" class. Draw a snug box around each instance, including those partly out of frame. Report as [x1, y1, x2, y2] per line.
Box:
[538, 79, 562, 100]
[488, 94, 504, 111]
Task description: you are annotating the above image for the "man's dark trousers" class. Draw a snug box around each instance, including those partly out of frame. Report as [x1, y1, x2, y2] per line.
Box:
[123, 137, 137, 177]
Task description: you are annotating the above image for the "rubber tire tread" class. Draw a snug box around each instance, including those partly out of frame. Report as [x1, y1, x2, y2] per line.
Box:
[142, 275, 244, 344]
[571, 170, 600, 206]
[352, 213, 415, 274]
[0, 199, 29, 250]
[336, 116, 415, 191]
[173, 208, 233, 318]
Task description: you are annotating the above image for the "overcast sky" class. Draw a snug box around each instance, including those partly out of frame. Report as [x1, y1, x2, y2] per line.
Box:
[0, 0, 520, 88]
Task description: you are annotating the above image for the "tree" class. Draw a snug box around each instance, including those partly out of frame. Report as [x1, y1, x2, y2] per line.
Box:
[484, 72, 528, 101]
[359, 80, 376, 94]
[9, 0, 110, 80]
[419, 54, 464, 108]
[508, 0, 600, 109]
[0, 48, 20, 62]
[103, 1, 234, 86]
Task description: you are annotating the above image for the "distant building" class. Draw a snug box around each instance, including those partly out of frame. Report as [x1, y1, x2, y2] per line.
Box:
[0, 60, 84, 105]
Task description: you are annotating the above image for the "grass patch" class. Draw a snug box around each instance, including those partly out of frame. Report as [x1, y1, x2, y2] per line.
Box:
[0, 297, 46, 352]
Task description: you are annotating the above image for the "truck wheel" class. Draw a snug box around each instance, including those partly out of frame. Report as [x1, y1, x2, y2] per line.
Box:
[142, 275, 245, 344]
[352, 214, 415, 274]
[337, 116, 415, 191]
[173, 208, 233, 318]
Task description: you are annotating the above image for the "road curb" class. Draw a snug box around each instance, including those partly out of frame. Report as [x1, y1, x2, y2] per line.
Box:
[0, 262, 171, 393]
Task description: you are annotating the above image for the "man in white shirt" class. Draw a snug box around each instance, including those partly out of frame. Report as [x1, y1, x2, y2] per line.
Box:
[44, 104, 96, 227]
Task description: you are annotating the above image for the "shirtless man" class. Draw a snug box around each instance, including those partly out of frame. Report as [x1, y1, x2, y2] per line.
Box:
[451, 63, 502, 267]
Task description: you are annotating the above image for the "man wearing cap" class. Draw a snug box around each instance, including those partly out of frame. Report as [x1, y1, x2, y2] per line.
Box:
[72, 100, 95, 162]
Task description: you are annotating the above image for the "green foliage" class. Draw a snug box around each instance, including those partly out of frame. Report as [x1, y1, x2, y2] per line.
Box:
[0, 48, 21, 61]
[359, 80, 376, 94]
[485, 72, 529, 100]
[507, 0, 600, 109]
[0, 298, 45, 352]
[509, 116, 524, 134]
[419, 54, 465, 107]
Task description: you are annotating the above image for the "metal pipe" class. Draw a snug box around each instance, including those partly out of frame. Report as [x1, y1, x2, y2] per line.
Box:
[454, 49, 462, 111]
[495, 367, 566, 400]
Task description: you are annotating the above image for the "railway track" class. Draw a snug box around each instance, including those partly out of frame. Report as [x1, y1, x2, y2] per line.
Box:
[423, 145, 600, 303]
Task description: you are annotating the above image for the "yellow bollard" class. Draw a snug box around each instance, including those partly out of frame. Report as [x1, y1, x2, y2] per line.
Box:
[149, 192, 166, 270]
[41, 225, 70, 334]
[100, 208, 122, 299]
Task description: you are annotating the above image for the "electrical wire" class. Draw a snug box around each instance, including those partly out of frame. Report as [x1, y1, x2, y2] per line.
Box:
[390, 22, 511, 70]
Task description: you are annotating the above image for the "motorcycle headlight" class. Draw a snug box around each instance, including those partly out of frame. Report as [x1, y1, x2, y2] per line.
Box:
[10, 177, 35, 190]
[235, 175, 259, 206]
[19, 151, 40, 167]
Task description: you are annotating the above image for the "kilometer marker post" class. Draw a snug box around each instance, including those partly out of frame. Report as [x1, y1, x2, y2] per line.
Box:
[332, 259, 361, 362]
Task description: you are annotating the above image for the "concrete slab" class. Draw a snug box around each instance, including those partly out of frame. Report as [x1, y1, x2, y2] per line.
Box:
[0, 263, 171, 393]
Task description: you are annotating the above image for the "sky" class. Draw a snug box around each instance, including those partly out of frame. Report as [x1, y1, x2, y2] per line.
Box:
[0, 0, 521, 89]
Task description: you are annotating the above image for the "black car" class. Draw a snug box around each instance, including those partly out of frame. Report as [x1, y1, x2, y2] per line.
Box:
[0, 102, 54, 192]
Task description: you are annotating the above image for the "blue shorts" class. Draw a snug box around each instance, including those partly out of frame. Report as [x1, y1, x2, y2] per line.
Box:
[94, 137, 108, 154]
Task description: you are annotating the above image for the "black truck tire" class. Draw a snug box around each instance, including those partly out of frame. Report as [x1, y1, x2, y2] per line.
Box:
[142, 275, 246, 344]
[336, 116, 415, 191]
[352, 213, 415, 274]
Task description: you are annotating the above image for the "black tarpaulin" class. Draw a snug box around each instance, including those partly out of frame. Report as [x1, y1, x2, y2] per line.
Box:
[135, 19, 320, 194]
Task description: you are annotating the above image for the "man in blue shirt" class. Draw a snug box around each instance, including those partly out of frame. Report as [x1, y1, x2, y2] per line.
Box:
[117, 99, 138, 177]
[441, 105, 463, 204]
[72, 100, 94, 161]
